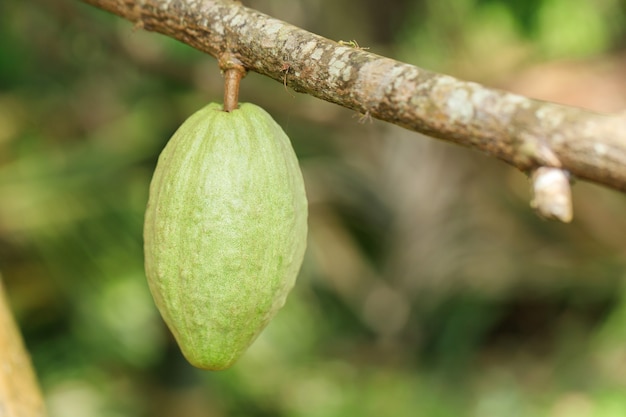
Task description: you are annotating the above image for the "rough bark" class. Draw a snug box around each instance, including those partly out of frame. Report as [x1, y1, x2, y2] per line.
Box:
[80, 0, 626, 193]
[0, 279, 47, 417]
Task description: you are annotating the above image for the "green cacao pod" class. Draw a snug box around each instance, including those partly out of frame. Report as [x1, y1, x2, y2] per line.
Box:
[144, 102, 307, 370]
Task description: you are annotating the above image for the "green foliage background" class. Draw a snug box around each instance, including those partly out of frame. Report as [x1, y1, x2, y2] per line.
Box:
[1, 0, 626, 416]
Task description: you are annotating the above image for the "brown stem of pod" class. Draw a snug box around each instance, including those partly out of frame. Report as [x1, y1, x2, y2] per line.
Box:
[220, 53, 247, 112]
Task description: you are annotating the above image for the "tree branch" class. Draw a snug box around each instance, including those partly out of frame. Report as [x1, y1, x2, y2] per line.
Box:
[80, 0, 626, 195]
[0, 279, 47, 417]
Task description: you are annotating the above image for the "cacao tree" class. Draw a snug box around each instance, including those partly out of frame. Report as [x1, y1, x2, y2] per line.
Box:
[1, 0, 625, 415]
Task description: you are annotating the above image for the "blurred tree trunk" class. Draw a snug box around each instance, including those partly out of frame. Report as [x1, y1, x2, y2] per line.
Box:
[80, 0, 626, 195]
[0, 279, 47, 417]
[362, 0, 415, 43]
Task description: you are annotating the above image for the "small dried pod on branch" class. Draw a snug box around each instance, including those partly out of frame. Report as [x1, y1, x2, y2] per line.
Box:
[530, 167, 573, 223]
